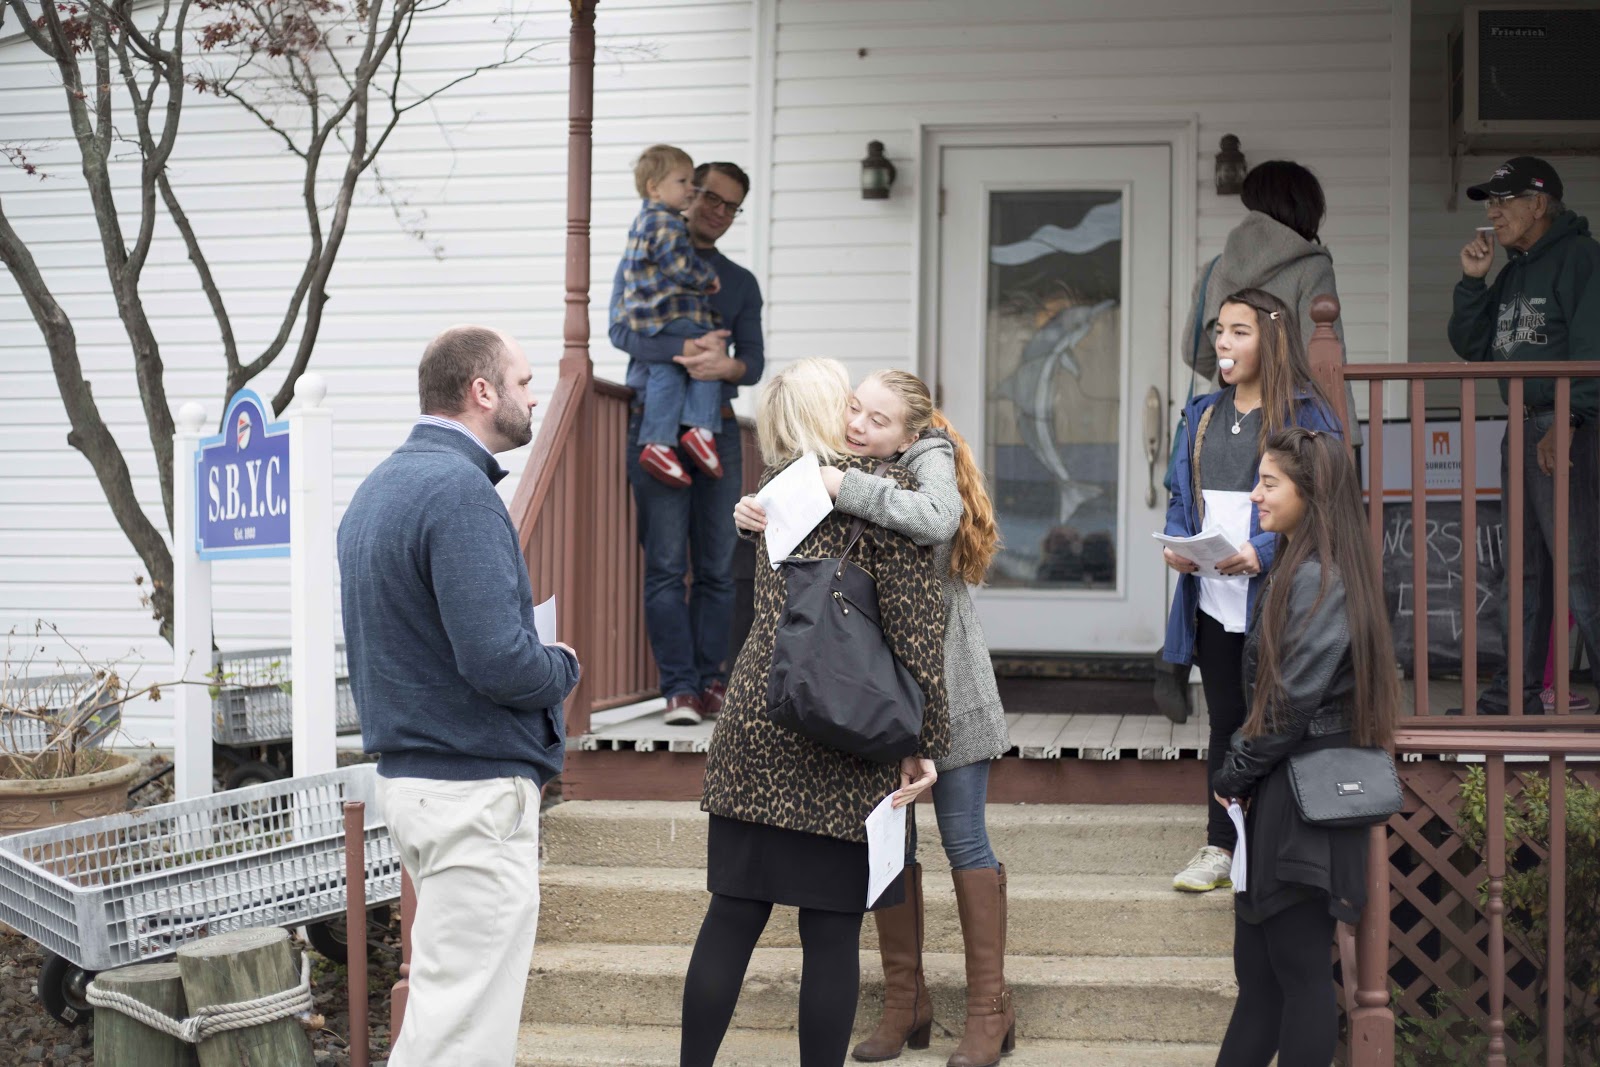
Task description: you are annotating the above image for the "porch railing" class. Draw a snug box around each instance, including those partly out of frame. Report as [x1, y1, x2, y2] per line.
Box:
[1331, 357, 1600, 1067]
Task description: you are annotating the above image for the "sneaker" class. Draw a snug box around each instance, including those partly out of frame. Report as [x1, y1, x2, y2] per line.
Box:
[663, 692, 704, 726]
[641, 444, 691, 488]
[1173, 845, 1233, 893]
[701, 680, 728, 719]
[679, 428, 724, 478]
[1541, 687, 1594, 712]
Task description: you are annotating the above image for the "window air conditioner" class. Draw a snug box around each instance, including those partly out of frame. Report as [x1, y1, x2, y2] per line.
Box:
[1448, 5, 1600, 154]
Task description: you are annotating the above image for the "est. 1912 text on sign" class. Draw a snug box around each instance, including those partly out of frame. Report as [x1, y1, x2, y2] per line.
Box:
[194, 389, 290, 559]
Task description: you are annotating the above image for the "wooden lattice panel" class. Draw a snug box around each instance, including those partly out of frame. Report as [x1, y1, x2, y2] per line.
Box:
[1346, 759, 1600, 1056]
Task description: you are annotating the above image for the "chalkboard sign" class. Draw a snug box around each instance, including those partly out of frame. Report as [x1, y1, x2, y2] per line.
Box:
[1381, 500, 1504, 676]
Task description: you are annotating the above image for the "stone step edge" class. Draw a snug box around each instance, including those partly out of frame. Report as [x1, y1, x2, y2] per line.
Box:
[530, 943, 1237, 987]
[515, 1023, 1221, 1067]
[539, 864, 1232, 900]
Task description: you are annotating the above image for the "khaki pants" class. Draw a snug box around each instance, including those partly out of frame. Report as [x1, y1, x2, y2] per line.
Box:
[378, 774, 541, 1067]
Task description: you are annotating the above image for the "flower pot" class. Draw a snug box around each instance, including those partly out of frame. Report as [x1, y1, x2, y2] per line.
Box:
[0, 751, 141, 835]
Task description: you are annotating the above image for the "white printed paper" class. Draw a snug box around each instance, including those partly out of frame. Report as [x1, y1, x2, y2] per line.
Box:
[1153, 529, 1243, 580]
[535, 596, 558, 645]
[756, 453, 835, 569]
[1227, 802, 1248, 893]
[865, 792, 908, 909]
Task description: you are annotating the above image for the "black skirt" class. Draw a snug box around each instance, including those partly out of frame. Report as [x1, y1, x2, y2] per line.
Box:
[707, 814, 906, 914]
[1234, 732, 1370, 926]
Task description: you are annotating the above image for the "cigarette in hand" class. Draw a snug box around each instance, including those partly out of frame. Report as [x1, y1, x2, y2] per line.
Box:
[1476, 226, 1496, 233]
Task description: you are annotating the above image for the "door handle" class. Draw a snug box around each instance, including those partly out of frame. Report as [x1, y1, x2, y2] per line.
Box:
[1142, 386, 1163, 508]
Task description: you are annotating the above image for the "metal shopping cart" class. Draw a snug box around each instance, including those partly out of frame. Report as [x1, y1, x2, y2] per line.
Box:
[209, 646, 362, 789]
[0, 764, 400, 1026]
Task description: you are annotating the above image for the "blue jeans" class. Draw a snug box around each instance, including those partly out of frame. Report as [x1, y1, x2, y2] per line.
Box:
[626, 410, 743, 700]
[908, 759, 998, 871]
[637, 319, 723, 446]
[1479, 413, 1600, 713]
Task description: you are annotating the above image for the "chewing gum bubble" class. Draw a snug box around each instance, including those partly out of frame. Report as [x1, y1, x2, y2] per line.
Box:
[1218, 358, 1236, 372]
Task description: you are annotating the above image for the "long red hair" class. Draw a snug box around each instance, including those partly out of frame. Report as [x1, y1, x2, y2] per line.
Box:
[866, 370, 1001, 585]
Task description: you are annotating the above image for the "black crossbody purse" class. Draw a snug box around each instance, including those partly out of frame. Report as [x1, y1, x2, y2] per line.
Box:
[766, 495, 924, 765]
[1286, 745, 1402, 828]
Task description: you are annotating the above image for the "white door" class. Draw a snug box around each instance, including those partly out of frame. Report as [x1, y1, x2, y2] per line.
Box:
[937, 144, 1172, 654]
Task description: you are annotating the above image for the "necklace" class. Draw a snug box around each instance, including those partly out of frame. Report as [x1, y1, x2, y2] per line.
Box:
[1231, 396, 1259, 435]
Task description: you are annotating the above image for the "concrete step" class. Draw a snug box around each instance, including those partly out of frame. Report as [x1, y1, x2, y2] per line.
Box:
[537, 866, 1233, 957]
[541, 801, 1206, 877]
[516, 1023, 1220, 1066]
[523, 944, 1235, 1044]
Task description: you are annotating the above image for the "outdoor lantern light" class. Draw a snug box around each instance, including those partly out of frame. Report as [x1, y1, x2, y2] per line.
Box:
[861, 141, 896, 200]
[1215, 134, 1247, 196]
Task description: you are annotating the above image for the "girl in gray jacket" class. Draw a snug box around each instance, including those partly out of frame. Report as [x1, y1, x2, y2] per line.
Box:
[734, 369, 1013, 1067]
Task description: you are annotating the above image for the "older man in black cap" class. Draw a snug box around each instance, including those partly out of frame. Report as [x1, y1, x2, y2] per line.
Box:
[1449, 156, 1600, 714]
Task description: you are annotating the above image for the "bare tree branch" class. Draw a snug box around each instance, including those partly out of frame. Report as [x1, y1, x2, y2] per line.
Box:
[5, 0, 60, 57]
[6, 0, 571, 638]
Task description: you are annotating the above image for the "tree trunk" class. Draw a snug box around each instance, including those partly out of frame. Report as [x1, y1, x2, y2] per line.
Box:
[175, 928, 316, 1067]
[93, 961, 200, 1066]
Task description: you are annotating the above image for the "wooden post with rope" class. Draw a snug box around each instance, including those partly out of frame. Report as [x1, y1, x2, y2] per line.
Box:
[93, 962, 199, 1066]
[175, 928, 316, 1067]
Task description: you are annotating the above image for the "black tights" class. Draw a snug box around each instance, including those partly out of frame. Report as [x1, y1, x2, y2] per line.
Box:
[679, 893, 864, 1067]
[1215, 897, 1339, 1067]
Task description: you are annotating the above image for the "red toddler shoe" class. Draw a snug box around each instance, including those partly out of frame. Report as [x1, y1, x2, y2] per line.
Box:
[640, 444, 691, 488]
[679, 428, 724, 478]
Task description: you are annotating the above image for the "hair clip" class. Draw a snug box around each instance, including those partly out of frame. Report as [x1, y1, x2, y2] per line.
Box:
[1269, 310, 1281, 320]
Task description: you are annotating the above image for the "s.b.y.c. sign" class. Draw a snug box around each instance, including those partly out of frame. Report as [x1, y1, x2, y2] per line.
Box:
[195, 390, 290, 559]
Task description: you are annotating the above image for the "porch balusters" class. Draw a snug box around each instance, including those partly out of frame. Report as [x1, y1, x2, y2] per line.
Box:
[1486, 753, 1508, 1066]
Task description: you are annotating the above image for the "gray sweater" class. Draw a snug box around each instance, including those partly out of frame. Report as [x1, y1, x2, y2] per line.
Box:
[338, 425, 581, 785]
[835, 432, 1010, 772]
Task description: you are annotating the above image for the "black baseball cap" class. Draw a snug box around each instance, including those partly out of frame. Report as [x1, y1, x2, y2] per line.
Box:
[1466, 156, 1564, 202]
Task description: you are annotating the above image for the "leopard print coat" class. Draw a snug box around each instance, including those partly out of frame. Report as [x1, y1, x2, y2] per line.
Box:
[701, 454, 950, 843]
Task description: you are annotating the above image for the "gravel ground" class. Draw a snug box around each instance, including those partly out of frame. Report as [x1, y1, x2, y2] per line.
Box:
[0, 754, 402, 1065]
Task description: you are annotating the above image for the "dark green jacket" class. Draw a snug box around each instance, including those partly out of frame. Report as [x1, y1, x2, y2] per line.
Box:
[1448, 211, 1600, 420]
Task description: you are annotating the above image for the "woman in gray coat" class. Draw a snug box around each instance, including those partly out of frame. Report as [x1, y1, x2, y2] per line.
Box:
[735, 369, 1013, 1067]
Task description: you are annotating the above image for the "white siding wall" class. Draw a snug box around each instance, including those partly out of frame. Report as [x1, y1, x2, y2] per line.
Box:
[763, 0, 1406, 388]
[0, 0, 754, 744]
[1409, 0, 1600, 391]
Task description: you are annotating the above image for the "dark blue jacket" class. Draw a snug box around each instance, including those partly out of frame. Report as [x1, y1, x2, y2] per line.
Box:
[338, 424, 581, 785]
[1161, 391, 1343, 666]
[608, 250, 765, 407]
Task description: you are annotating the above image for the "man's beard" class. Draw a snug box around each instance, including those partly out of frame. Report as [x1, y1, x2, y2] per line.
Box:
[492, 393, 533, 449]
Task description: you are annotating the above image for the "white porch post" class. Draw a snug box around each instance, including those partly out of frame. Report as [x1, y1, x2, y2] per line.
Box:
[288, 373, 337, 778]
[172, 402, 214, 799]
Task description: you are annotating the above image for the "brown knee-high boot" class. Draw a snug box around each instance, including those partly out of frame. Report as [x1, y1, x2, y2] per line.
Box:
[851, 863, 933, 1062]
[947, 863, 1016, 1067]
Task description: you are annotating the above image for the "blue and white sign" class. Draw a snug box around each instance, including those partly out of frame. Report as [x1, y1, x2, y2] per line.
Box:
[195, 389, 290, 559]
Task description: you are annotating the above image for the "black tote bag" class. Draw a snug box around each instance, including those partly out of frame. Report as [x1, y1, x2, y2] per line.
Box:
[767, 511, 924, 765]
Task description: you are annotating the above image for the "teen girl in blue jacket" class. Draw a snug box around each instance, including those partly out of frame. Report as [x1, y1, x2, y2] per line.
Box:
[1162, 288, 1342, 893]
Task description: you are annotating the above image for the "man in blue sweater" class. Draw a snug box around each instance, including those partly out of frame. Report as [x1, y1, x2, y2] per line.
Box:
[610, 161, 765, 726]
[339, 325, 580, 1066]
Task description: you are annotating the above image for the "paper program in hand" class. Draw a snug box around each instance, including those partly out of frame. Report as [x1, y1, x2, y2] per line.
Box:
[865, 792, 907, 909]
[1227, 801, 1248, 893]
[756, 453, 835, 568]
[534, 596, 558, 645]
[1152, 529, 1242, 579]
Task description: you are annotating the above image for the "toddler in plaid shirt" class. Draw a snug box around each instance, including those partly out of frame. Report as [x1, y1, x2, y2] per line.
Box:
[619, 144, 726, 487]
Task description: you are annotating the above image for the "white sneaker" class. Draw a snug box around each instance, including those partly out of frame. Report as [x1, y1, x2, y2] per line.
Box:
[1173, 845, 1233, 893]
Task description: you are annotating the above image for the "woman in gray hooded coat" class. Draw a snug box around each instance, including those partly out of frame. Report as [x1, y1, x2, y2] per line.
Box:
[735, 369, 1013, 1067]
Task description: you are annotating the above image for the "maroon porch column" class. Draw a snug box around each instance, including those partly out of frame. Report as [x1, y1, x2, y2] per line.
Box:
[563, 0, 598, 379]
